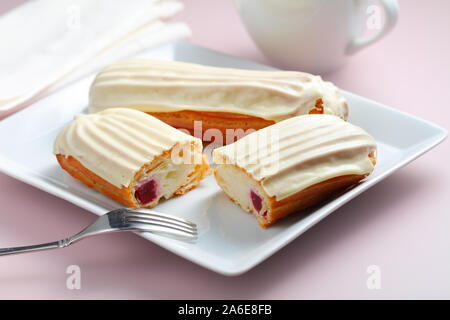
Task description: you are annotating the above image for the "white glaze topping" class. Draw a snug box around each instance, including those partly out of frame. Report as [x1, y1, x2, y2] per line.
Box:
[53, 108, 202, 188]
[213, 114, 377, 201]
[88, 59, 348, 122]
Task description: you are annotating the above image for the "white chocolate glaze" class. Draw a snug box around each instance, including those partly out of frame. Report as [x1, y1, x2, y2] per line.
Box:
[53, 108, 202, 188]
[88, 59, 348, 122]
[213, 114, 377, 201]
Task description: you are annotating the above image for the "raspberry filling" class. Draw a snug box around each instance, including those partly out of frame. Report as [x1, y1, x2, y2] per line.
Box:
[250, 190, 263, 213]
[135, 179, 158, 205]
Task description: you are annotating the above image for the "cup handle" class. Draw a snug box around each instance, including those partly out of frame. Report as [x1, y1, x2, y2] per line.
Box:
[347, 0, 399, 54]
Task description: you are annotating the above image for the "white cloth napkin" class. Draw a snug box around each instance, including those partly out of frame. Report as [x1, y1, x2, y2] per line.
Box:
[0, 0, 191, 119]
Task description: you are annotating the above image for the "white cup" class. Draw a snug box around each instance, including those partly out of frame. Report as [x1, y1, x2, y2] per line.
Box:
[234, 0, 399, 74]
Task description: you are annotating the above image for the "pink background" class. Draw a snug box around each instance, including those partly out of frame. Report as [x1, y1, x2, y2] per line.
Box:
[1, 0, 449, 299]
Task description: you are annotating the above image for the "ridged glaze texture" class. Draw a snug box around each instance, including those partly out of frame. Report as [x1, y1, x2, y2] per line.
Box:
[53, 108, 201, 188]
[213, 115, 377, 201]
[88, 59, 348, 122]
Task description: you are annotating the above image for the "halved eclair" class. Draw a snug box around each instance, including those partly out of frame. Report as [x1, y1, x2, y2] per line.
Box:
[213, 114, 377, 228]
[53, 108, 211, 208]
[88, 59, 348, 140]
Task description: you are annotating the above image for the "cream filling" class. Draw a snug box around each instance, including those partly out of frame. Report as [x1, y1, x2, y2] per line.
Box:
[133, 150, 198, 207]
[215, 164, 270, 225]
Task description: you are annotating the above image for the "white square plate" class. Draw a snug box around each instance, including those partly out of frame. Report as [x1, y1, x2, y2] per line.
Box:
[0, 42, 447, 275]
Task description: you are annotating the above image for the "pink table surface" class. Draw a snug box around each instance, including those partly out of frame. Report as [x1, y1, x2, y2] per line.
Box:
[0, 0, 449, 299]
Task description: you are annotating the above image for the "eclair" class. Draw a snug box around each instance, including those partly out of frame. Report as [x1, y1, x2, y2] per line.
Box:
[213, 114, 377, 228]
[53, 108, 211, 208]
[88, 59, 348, 140]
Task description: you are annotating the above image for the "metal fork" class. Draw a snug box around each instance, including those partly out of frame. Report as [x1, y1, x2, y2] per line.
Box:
[0, 208, 197, 256]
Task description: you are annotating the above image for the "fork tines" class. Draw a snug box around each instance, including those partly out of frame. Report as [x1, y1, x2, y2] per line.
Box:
[124, 209, 197, 238]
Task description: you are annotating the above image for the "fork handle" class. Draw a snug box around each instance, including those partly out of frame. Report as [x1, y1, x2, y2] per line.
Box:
[0, 239, 70, 256]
